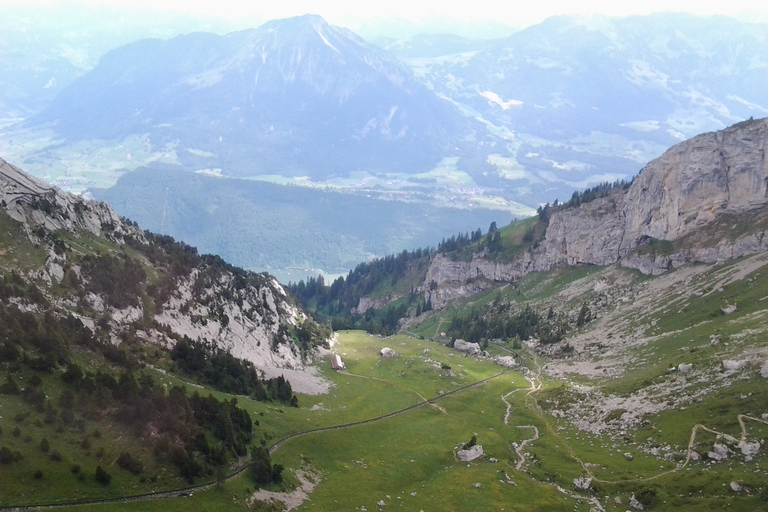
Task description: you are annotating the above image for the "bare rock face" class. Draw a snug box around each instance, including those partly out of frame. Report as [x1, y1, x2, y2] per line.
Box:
[419, 119, 768, 310]
[539, 118, 768, 273]
[454, 339, 481, 355]
[457, 444, 483, 462]
[0, 157, 141, 243]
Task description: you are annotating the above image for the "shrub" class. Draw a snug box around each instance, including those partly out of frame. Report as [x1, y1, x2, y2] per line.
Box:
[117, 451, 144, 475]
[40, 438, 50, 453]
[0, 446, 14, 464]
[94, 465, 112, 485]
[34, 469, 43, 479]
[49, 450, 63, 462]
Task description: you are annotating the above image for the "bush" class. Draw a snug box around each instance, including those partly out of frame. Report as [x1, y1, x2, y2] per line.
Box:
[40, 438, 50, 453]
[0, 446, 15, 464]
[465, 435, 477, 449]
[34, 469, 43, 479]
[94, 465, 112, 485]
[49, 450, 63, 462]
[117, 451, 144, 475]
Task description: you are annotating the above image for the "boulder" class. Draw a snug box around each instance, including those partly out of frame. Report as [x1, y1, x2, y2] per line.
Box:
[708, 442, 731, 461]
[721, 304, 737, 315]
[730, 481, 743, 492]
[624, 452, 634, 461]
[454, 339, 481, 355]
[377, 500, 386, 507]
[737, 440, 760, 457]
[493, 355, 516, 367]
[380, 347, 399, 358]
[457, 444, 483, 462]
[760, 361, 768, 378]
[629, 494, 644, 510]
[690, 450, 701, 461]
[573, 476, 593, 490]
[678, 363, 693, 373]
[723, 359, 748, 371]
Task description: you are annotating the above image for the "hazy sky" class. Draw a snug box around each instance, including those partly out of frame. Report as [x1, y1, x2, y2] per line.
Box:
[11, 0, 768, 30]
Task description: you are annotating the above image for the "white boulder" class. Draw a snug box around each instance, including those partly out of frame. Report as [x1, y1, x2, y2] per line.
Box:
[737, 439, 760, 457]
[454, 339, 481, 355]
[493, 355, 517, 367]
[457, 444, 484, 462]
[760, 361, 768, 378]
[708, 443, 731, 461]
[730, 481, 743, 492]
[678, 363, 693, 373]
[721, 304, 737, 315]
[380, 347, 399, 358]
[723, 359, 748, 371]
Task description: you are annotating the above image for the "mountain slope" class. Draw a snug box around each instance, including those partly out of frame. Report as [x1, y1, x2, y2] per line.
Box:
[0, 156, 331, 387]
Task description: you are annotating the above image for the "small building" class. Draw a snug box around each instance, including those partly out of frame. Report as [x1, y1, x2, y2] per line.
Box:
[331, 354, 345, 371]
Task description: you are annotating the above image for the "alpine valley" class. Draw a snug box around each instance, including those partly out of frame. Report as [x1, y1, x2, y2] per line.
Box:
[0, 8, 767, 512]
[2, 111, 768, 510]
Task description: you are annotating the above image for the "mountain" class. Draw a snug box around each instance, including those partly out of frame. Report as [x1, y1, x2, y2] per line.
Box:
[292, 118, 768, 324]
[20, 14, 477, 180]
[0, 156, 331, 387]
[404, 14, 768, 201]
[0, 3, 240, 122]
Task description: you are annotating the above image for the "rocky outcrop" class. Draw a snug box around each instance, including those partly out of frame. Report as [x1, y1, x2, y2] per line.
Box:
[0, 156, 326, 386]
[573, 477, 592, 490]
[422, 119, 768, 308]
[536, 118, 768, 273]
[0, 157, 141, 243]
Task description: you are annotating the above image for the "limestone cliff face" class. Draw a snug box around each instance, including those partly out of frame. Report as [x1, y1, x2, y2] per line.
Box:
[620, 119, 768, 252]
[0, 157, 140, 243]
[0, 156, 316, 373]
[424, 119, 768, 307]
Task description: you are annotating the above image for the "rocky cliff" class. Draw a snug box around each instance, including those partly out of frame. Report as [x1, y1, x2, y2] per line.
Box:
[0, 157, 139, 242]
[0, 157, 328, 390]
[425, 118, 768, 308]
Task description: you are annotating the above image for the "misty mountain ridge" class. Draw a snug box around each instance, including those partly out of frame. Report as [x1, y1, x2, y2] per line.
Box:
[25, 14, 476, 179]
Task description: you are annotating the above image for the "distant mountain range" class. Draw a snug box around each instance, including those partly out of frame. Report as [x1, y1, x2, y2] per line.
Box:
[23, 15, 478, 180]
[1, 12, 765, 277]
[398, 13, 768, 198]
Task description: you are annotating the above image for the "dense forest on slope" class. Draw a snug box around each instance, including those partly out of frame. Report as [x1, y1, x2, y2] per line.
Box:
[288, 179, 632, 337]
